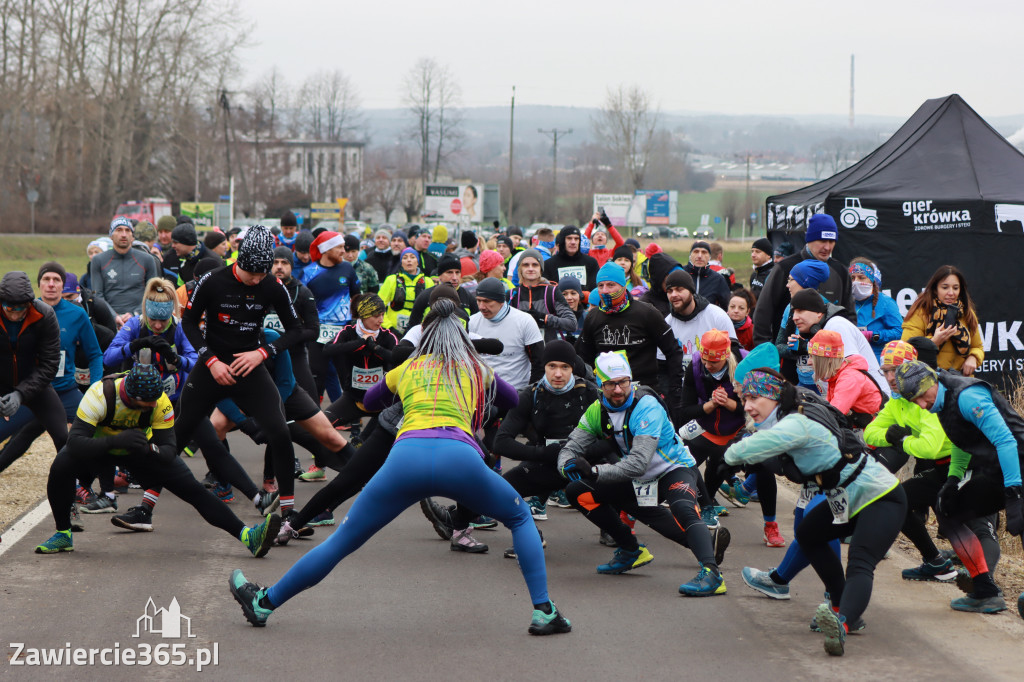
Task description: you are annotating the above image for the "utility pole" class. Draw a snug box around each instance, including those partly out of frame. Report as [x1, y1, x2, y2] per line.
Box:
[538, 127, 572, 208]
[849, 54, 855, 128]
[507, 86, 515, 224]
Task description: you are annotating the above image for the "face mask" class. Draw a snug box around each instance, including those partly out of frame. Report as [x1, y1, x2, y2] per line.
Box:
[852, 282, 873, 301]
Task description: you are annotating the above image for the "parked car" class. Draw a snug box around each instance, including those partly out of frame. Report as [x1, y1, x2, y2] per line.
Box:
[693, 227, 716, 239]
[638, 226, 677, 239]
[670, 227, 690, 238]
[314, 220, 342, 232]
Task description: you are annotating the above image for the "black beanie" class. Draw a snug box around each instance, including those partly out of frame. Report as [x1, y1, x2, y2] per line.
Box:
[752, 237, 773, 256]
[203, 231, 226, 250]
[461, 231, 478, 249]
[280, 211, 298, 227]
[236, 225, 275, 273]
[176, 215, 193, 225]
[542, 339, 577, 367]
[691, 240, 711, 253]
[506, 226, 523, 237]
[273, 246, 293, 263]
[613, 245, 634, 263]
[476, 277, 506, 302]
[496, 235, 514, 251]
[295, 231, 314, 253]
[663, 269, 695, 294]
[436, 253, 462, 275]
[193, 257, 223, 280]
[125, 363, 164, 401]
[791, 288, 827, 314]
[907, 336, 939, 369]
[171, 223, 197, 246]
[343, 234, 362, 251]
[428, 283, 461, 307]
[37, 261, 67, 285]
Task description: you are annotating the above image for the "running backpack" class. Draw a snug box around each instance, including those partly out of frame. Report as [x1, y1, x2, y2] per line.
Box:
[509, 284, 557, 318]
[97, 375, 153, 429]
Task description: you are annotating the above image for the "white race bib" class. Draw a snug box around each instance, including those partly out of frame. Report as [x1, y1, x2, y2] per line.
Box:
[162, 375, 177, 395]
[74, 367, 90, 385]
[824, 486, 851, 524]
[678, 420, 705, 441]
[56, 350, 66, 378]
[557, 265, 587, 286]
[263, 313, 284, 332]
[396, 313, 411, 335]
[796, 483, 816, 510]
[352, 366, 384, 390]
[318, 324, 343, 344]
[632, 477, 660, 507]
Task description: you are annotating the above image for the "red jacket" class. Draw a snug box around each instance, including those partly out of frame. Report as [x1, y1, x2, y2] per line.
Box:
[734, 316, 754, 350]
[583, 221, 625, 267]
[826, 354, 883, 417]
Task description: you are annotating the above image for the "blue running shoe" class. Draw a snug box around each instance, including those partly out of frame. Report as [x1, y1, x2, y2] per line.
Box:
[719, 481, 750, 507]
[229, 569, 273, 627]
[213, 482, 234, 503]
[35, 530, 73, 554]
[528, 602, 572, 636]
[548, 490, 571, 508]
[814, 602, 846, 656]
[679, 564, 726, 597]
[950, 593, 1007, 613]
[741, 566, 790, 599]
[470, 515, 499, 530]
[241, 514, 281, 558]
[597, 545, 653, 574]
[700, 505, 719, 529]
[308, 510, 335, 527]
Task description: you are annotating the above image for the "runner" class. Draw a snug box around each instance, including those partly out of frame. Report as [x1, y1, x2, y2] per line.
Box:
[228, 297, 572, 636]
[509, 248, 577, 342]
[379, 247, 431, 336]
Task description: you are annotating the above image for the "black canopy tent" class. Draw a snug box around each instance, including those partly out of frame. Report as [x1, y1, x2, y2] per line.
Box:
[766, 94, 1024, 386]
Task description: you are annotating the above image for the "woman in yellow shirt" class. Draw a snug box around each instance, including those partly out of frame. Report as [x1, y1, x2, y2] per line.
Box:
[901, 265, 983, 375]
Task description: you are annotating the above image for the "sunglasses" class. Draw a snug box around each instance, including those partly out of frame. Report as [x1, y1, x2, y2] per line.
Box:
[1, 302, 28, 312]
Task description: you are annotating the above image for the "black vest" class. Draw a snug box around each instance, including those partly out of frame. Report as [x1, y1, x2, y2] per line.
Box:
[938, 372, 1024, 477]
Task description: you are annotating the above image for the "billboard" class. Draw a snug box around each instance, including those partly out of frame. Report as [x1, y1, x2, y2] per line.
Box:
[592, 194, 646, 228]
[179, 202, 215, 227]
[424, 184, 485, 223]
[635, 190, 678, 225]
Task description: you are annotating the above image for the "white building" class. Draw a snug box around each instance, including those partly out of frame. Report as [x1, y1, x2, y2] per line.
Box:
[241, 139, 364, 204]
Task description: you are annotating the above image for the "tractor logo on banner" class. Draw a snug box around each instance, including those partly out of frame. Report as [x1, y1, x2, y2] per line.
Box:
[839, 198, 878, 229]
[994, 203, 1024, 232]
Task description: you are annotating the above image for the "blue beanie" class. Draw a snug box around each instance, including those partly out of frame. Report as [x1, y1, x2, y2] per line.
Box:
[734, 343, 781, 385]
[596, 261, 627, 287]
[805, 214, 838, 242]
[790, 259, 831, 289]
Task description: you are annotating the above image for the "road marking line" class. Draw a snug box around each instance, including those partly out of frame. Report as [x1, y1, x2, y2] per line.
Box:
[0, 498, 51, 558]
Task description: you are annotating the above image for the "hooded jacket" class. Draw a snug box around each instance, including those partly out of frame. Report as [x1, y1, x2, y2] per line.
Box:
[825, 353, 884, 418]
[639, 253, 684, 317]
[543, 229, 599, 289]
[0, 272, 62, 400]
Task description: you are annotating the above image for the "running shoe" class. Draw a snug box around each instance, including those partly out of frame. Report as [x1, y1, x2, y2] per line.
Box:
[902, 557, 957, 582]
[598, 530, 618, 547]
[503, 530, 547, 559]
[950, 593, 1007, 613]
[111, 505, 154, 532]
[35, 530, 73, 554]
[700, 505, 720, 529]
[419, 498, 454, 540]
[763, 521, 786, 548]
[954, 569, 974, 595]
[274, 519, 312, 546]
[308, 510, 335, 527]
[548, 490, 571, 508]
[241, 514, 281, 558]
[213, 482, 234, 502]
[254, 491, 280, 515]
[714, 505, 730, 517]
[470, 515, 498, 530]
[451, 528, 489, 553]
[299, 465, 326, 482]
[814, 602, 846, 656]
[262, 478, 278, 494]
[597, 545, 653, 574]
[741, 566, 790, 599]
[748, 490, 760, 503]
[810, 606, 865, 633]
[528, 602, 572, 636]
[229, 569, 273, 627]
[713, 526, 731, 566]
[81, 494, 118, 514]
[719, 480, 750, 507]
[201, 471, 218, 489]
[678, 564, 726, 597]
[113, 471, 130, 494]
[527, 497, 547, 521]
[75, 485, 95, 505]
[69, 505, 85, 533]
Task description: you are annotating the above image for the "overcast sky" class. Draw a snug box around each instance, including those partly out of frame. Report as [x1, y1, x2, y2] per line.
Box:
[239, 0, 1024, 121]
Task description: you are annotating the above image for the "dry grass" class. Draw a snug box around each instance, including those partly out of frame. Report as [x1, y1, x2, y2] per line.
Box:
[0, 435, 56, 532]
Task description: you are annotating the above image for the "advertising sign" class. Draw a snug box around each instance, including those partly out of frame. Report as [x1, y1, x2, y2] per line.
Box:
[635, 190, 679, 225]
[424, 184, 485, 223]
[592, 194, 646, 228]
[179, 202, 215, 227]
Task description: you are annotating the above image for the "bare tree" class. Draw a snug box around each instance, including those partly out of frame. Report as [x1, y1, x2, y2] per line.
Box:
[299, 69, 363, 142]
[593, 85, 660, 191]
[402, 57, 464, 187]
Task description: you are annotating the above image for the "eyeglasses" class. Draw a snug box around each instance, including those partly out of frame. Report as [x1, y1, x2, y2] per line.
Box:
[1, 302, 28, 312]
[601, 378, 631, 391]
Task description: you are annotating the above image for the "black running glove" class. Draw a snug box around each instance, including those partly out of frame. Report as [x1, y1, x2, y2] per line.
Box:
[885, 424, 913, 446]
[936, 475, 961, 517]
[128, 337, 152, 353]
[1005, 486, 1024, 536]
[114, 429, 150, 456]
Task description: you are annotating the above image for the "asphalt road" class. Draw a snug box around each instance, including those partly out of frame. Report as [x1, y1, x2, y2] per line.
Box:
[2, 436, 1022, 680]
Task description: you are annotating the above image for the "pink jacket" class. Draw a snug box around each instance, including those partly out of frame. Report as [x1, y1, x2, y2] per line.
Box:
[826, 353, 883, 417]
[583, 221, 625, 267]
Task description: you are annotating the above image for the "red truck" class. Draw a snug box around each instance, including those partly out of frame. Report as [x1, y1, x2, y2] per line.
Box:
[113, 198, 173, 225]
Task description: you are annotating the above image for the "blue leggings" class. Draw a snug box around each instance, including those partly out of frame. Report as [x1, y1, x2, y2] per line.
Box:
[267, 437, 549, 607]
[775, 494, 842, 583]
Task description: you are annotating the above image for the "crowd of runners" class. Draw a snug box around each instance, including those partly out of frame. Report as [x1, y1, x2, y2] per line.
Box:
[1, 209, 1022, 655]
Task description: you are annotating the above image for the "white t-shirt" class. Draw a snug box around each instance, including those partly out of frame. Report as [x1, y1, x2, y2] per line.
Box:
[657, 304, 737, 360]
[401, 324, 482, 348]
[468, 307, 543, 389]
[824, 315, 891, 396]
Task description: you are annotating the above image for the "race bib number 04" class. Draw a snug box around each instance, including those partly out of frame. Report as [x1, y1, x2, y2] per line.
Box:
[263, 313, 284, 332]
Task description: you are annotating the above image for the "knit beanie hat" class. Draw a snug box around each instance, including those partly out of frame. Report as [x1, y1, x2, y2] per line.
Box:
[156, 215, 177, 233]
[595, 351, 632, 384]
[375, 227, 392, 239]
[194, 257, 224, 280]
[613, 245, 634, 263]
[357, 293, 387, 319]
[135, 221, 156, 243]
[542, 339, 577, 367]
[645, 243, 663, 258]
[236, 225, 275, 273]
[124, 363, 164, 401]
[735, 342, 781, 384]
[699, 329, 731, 362]
[752, 237, 773, 256]
[691, 240, 711, 253]
[203, 230, 226, 250]
[343, 234, 362, 251]
[280, 211, 298, 227]
[593, 262, 625, 287]
[790, 288, 827, 314]
[518, 248, 544, 270]
[557, 276, 582, 296]
[109, 217, 134, 235]
[807, 329, 844, 358]
[475, 277, 506, 303]
[805, 214, 838, 242]
[624, 238, 641, 250]
[171, 222, 197, 246]
[881, 340, 918, 368]
[310, 231, 345, 261]
[663, 269, 695, 293]
[906, 337, 939, 370]
[789, 259, 831, 289]
[428, 283, 461, 307]
[63, 272, 79, 294]
[391, 231, 409, 247]
[895, 361, 938, 400]
[436, 253, 462, 275]
[432, 224, 448, 242]
[478, 250, 503, 274]
[37, 261, 67, 285]
[461, 231, 478, 249]
[273, 246, 293, 263]
[495, 235, 514, 251]
[294, 231, 314, 253]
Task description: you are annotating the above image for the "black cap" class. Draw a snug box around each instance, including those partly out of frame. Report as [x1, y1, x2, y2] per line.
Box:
[37, 261, 67, 285]
[273, 246, 293, 263]
[791, 288, 827, 314]
[907, 336, 939, 370]
[436, 253, 462, 275]
[461, 231, 478, 248]
[343, 234, 362, 251]
[664, 269, 695, 294]
[476, 277, 506, 302]
[171, 223, 197, 246]
[752, 237, 773, 256]
[295, 231, 314, 253]
[280, 211, 298, 227]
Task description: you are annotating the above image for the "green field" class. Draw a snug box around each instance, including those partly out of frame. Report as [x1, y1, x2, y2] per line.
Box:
[0, 236, 95, 293]
[674, 188, 775, 235]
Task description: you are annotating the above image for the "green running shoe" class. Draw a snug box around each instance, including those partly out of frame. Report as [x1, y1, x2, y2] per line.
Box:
[528, 601, 571, 636]
[597, 545, 653, 574]
[678, 564, 727, 597]
[35, 530, 73, 554]
[242, 514, 281, 558]
[229, 569, 273, 627]
[814, 602, 846, 656]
